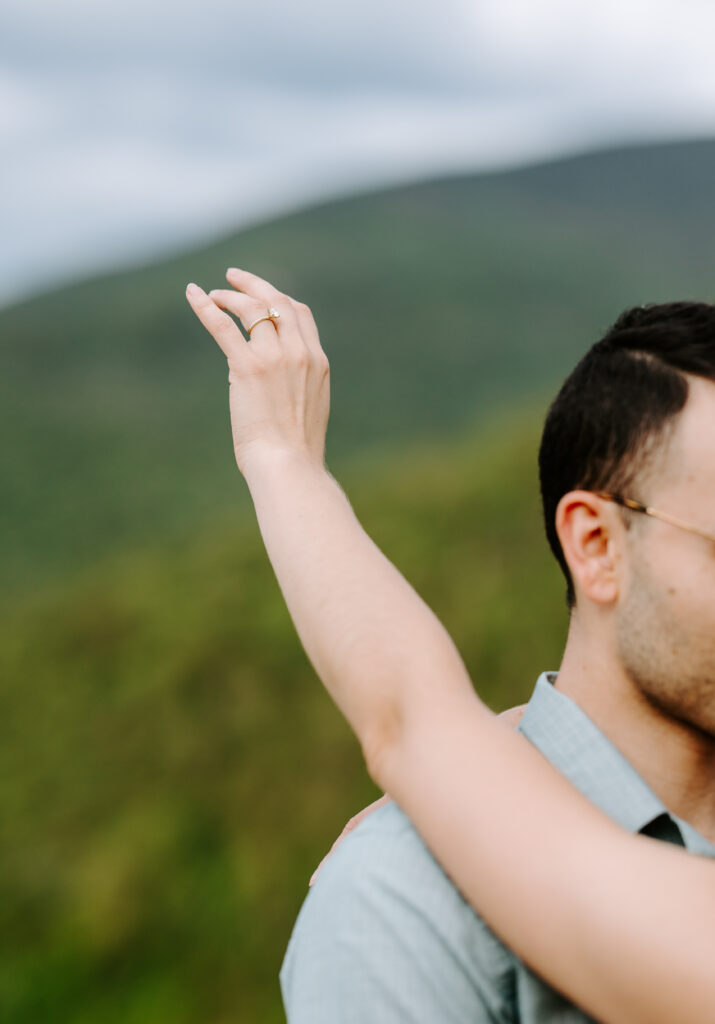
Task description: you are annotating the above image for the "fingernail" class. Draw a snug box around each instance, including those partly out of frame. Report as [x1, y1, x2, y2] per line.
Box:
[227, 267, 241, 275]
[186, 282, 201, 295]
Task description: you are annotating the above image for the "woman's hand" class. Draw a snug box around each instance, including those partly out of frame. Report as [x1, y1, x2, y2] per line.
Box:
[185, 268, 330, 477]
[309, 793, 392, 887]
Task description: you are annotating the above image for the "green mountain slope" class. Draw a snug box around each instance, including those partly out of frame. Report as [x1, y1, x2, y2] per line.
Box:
[3, 136, 715, 599]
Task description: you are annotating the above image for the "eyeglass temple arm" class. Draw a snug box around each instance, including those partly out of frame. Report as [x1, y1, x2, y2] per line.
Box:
[597, 492, 715, 543]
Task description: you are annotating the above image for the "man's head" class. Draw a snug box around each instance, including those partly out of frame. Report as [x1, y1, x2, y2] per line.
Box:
[539, 302, 715, 733]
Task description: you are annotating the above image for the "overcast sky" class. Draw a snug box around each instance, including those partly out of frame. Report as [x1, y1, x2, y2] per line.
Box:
[4, 0, 715, 308]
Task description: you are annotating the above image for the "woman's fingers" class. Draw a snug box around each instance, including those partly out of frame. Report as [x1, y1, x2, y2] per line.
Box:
[186, 283, 247, 360]
[223, 267, 292, 342]
[497, 704, 528, 729]
[208, 286, 299, 350]
[292, 300, 324, 361]
[309, 794, 392, 886]
[188, 271, 326, 367]
[225, 268, 325, 361]
[225, 266, 283, 308]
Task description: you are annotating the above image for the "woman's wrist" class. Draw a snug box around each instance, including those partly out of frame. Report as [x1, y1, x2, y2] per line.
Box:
[240, 442, 328, 491]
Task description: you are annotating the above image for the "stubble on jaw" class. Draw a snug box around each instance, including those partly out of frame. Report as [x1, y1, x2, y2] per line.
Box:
[615, 550, 715, 739]
[613, 390, 715, 737]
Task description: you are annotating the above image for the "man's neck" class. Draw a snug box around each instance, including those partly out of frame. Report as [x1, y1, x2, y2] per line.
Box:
[554, 624, 715, 844]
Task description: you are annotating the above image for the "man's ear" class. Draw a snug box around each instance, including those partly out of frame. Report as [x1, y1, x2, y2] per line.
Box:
[555, 490, 622, 606]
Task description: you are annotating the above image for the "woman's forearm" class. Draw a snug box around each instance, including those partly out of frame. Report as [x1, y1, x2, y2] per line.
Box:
[242, 445, 475, 768]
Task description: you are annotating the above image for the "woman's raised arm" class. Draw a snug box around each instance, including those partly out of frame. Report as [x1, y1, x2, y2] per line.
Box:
[186, 270, 715, 1024]
[239, 436, 715, 1024]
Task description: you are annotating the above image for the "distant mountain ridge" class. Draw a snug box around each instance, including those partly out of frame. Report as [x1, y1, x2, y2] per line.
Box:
[2, 134, 715, 599]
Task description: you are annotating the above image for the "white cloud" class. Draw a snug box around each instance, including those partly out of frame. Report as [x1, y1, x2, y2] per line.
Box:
[0, 68, 62, 141]
[4, 0, 715, 306]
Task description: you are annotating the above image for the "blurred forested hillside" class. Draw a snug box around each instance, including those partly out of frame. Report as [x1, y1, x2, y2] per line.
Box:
[3, 136, 715, 601]
[1, 405, 567, 1024]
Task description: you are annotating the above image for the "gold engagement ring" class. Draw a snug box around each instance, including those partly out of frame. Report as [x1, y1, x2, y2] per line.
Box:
[247, 307, 281, 337]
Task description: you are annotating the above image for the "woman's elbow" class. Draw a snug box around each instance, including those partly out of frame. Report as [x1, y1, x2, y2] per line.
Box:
[360, 698, 405, 791]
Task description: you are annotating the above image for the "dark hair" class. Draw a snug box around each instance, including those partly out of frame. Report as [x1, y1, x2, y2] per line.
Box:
[539, 301, 715, 609]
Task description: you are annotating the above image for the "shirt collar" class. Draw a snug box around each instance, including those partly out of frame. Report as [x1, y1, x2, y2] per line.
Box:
[517, 671, 715, 856]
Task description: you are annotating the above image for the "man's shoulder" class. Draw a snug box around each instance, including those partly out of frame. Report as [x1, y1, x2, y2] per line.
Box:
[340, 797, 428, 850]
[281, 800, 516, 1021]
[317, 798, 454, 890]
[294, 798, 513, 965]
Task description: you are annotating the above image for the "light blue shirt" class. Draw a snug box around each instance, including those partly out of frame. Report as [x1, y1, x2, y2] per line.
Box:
[280, 672, 715, 1022]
